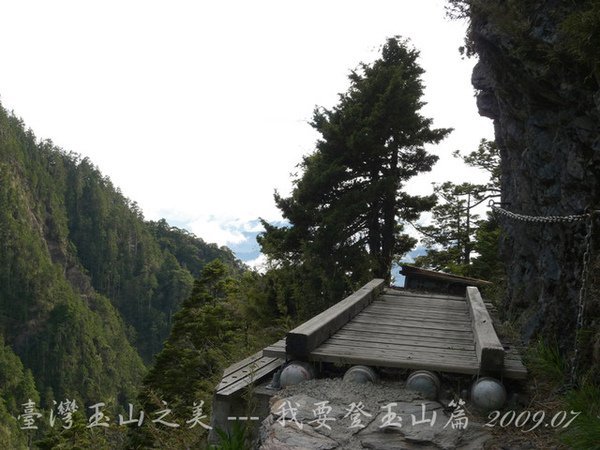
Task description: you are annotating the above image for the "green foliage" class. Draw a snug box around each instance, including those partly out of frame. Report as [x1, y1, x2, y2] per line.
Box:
[415, 139, 500, 276]
[524, 339, 567, 385]
[148, 219, 243, 279]
[63, 159, 242, 361]
[560, 1, 600, 77]
[34, 410, 120, 450]
[414, 181, 483, 271]
[259, 37, 450, 318]
[446, 1, 542, 57]
[456, 139, 500, 193]
[0, 335, 39, 449]
[210, 423, 250, 450]
[0, 104, 149, 411]
[561, 381, 600, 450]
[132, 261, 255, 449]
[448, 0, 600, 83]
[0, 100, 247, 447]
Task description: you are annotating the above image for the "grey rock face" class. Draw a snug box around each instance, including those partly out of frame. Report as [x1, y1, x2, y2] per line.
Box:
[469, 4, 600, 355]
[258, 379, 491, 450]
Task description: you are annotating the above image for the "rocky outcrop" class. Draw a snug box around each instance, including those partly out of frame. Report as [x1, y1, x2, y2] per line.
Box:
[466, 1, 600, 373]
[258, 379, 492, 450]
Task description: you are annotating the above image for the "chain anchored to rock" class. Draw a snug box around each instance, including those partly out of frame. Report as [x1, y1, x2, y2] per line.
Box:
[488, 200, 590, 223]
[488, 200, 598, 386]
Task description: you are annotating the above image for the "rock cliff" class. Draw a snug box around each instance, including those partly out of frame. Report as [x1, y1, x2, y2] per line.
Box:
[461, 0, 600, 376]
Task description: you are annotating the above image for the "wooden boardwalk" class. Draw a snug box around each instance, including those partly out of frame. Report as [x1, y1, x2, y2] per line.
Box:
[263, 283, 527, 379]
[210, 280, 527, 443]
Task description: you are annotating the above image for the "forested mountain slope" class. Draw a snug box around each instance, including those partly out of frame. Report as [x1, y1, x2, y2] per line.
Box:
[0, 102, 243, 441]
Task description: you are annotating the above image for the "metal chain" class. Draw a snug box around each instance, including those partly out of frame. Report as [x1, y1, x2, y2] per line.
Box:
[490, 204, 589, 223]
[570, 212, 595, 385]
[489, 201, 595, 385]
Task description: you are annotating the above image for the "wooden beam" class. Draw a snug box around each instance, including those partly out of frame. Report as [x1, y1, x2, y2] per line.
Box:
[309, 346, 480, 374]
[216, 357, 283, 397]
[383, 288, 466, 301]
[285, 279, 385, 357]
[466, 286, 504, 372]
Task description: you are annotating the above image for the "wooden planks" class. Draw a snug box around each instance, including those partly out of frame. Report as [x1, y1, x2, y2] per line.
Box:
[362, 299, 466, 313]
[357, 306, 470, 321]
[383, 287, 465, 302]
[466, 286, 504, 373]
[286, 279, 385, 357]
[378, 294, 469, 311]
[350, 314, 472, 332]
[332, 330, 475, 351]
[311, 344, 480, 374]
[217, 350, 284, 397]
[315, 342, 477, 364]
[300, 285, 482, 375]
[324, 337, 477, 359]
[341, 323, 474, 342]
[257, 281, 526, 380]
[223, 350, 263, 377]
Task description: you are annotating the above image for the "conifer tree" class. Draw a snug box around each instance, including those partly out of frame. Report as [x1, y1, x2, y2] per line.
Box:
[131, 260, 243, 448]
[414, 139, 500, 274]
[259, 37, 451, 310]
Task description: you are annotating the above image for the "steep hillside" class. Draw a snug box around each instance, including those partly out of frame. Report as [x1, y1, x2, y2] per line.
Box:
[0, 103, 244, 443]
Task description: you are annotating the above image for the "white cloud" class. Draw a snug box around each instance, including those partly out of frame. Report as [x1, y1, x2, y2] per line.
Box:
[0, 0, 495, 258]
[241, 221, 266, 233]
[186, 217, 247, 247]
[245, 254, 268, 274]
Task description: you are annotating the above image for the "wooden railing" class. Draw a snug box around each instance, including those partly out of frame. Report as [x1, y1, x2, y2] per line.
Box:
[285, 279, 385, 357]
[466, 286, 505, 372]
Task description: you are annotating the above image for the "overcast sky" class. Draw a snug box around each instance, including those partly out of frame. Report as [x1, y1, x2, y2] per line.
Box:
[0, 0, 494, 266]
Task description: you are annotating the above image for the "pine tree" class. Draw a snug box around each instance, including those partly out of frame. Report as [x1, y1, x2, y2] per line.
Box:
[414, 139, 500, 274]
[131, 260, 244, 448]
[259, 37, 450, 314]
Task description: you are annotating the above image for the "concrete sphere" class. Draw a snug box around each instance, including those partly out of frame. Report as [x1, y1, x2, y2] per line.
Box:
[279, 361, 315, 388]
[343, 365, 378, 384]
[406, 370, 440, 400]
[470, 377, 507, 411]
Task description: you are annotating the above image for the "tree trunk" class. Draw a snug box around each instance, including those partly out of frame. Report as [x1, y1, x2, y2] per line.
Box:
[379, 151, 400, 282]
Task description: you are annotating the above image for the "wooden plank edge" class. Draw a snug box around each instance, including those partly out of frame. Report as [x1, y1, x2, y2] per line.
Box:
[315, 343, 478, 364]
[327, 333, 475, 352]
[309, 350, 480, 375]
[263, 347, 287, 358]
[466, 286, 504, 372]
[286, 278, 385, 356]
[383, 287, 466, 301]
[216, 358, 284, 397]
[323, 338, 477, 358]
[223, 350, 264, 377]
[379, 292, 468, 305]
[218, 356, 279, 391]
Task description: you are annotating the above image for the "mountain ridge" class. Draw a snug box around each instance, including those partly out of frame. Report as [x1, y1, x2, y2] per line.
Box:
[0, 103, 244, 446]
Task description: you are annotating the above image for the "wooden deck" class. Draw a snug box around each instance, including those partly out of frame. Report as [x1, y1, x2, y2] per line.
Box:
[263, 285, 527, 380]
[210, 280, 527, 444]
